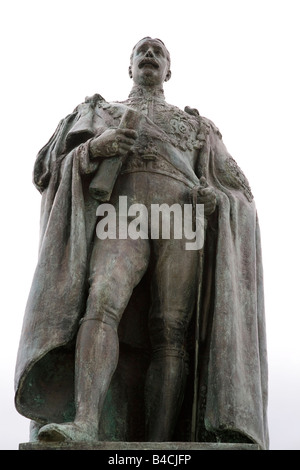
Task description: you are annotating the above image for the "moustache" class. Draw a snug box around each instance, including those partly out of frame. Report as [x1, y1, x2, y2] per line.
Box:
[138, 58, 159, 69]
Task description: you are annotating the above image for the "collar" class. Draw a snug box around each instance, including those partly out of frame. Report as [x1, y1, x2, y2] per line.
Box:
[128, 85, 166, 102]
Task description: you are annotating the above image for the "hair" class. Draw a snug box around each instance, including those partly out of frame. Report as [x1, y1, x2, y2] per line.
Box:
[130, 37, 171, 67]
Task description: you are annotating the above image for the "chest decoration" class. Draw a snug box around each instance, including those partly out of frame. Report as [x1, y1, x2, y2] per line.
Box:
[95, 99, 204, 155]
[156, 109, 202, 152]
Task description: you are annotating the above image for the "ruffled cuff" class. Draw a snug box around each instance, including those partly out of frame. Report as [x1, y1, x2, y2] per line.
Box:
[74, 139, 99, 175]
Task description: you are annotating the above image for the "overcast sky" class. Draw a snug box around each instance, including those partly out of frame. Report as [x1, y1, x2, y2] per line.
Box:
[1, 0, 299, 450]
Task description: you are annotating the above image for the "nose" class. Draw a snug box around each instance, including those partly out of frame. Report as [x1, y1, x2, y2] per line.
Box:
[145, 49, 154, 58]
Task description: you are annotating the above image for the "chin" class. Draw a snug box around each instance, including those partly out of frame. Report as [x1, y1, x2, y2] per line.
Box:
[142, 78, 157, 86]
[138, 74, 160, 86]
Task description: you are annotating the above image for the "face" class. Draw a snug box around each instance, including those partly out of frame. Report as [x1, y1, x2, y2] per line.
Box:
[129, 38, 171, 87]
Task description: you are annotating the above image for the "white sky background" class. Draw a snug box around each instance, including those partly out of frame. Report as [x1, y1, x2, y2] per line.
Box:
[0, 0, 299, 450]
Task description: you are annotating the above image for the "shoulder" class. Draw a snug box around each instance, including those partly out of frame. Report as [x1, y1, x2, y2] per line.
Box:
[71, 93, 107, 117]
[164, 102, 202, 132]
[73, 93, 106, 110]
[199, 116, 222, 139]
[71, 93, 130, 128]
[72, 92, 127, 118]
[181, 105, 223, 139]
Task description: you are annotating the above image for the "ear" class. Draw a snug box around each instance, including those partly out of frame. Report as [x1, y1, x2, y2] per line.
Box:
[165, 69, 172, 82]
[128, 66, 133, 79]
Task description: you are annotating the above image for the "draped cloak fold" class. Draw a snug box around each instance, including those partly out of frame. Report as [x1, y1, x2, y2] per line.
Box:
[14, 95, 269, 449]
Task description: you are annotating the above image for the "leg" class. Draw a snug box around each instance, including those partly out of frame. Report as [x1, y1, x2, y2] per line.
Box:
[38, 236, 150, 442]
[145, 238, 199, 441]
[76, 235, 150, 427]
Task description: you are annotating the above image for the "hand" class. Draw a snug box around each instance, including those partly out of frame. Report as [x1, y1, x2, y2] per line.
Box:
[197, 177, 217, 217]
[89, 128, 137, 158]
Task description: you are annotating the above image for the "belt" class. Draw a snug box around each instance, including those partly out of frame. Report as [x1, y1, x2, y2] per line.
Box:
[120, 153, 195, 189]
[121, 153, 205, 231]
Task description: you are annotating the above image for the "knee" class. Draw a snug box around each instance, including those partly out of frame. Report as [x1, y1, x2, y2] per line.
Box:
[84, 275, 121, 327]
[148, 314, 188, 356]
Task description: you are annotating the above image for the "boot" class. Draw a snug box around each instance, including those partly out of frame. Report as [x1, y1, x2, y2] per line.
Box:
[145, 351, 187, 441]
[38, 319, 119, 442]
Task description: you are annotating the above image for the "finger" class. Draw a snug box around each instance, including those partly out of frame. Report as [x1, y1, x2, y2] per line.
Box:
[204, 199, 216, 210]
[204, 200, 216, 209]
[200, 187, 213, 196]
[118, 136, 137, 146]
[118, 129, 138, 139]
[119, 143, 134, 152]
[198, 192, 216, 205]
[200, 176, 208, 188]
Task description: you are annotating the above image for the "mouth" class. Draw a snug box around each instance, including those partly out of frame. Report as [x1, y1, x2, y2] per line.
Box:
[138, 59, 159, 69]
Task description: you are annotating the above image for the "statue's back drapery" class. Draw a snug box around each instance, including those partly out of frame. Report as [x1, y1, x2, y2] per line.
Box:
[15, 38, 268, 449]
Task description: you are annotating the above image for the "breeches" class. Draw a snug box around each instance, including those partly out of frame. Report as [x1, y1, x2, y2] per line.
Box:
[84, 172, 200, 356]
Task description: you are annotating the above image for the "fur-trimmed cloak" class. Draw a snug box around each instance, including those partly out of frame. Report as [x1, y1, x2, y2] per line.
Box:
[15, 95, 269, 449]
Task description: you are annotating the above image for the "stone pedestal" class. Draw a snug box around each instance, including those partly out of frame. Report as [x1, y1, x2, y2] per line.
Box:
[19, 441, 260, 451]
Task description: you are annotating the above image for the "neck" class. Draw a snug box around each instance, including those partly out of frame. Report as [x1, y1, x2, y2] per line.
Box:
[129, 84, 165, 101]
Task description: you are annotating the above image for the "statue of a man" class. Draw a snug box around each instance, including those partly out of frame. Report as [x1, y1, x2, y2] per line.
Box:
[15, 38, 269, 449]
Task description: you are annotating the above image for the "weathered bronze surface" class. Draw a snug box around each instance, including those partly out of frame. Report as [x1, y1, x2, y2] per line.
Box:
[15, 38, 269, 449]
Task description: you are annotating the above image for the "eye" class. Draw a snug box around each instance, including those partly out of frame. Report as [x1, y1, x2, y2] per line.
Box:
[136, 47, 146, 55]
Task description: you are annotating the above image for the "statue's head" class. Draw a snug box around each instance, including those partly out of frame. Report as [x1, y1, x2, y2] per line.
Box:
[129, 37, 172, 87]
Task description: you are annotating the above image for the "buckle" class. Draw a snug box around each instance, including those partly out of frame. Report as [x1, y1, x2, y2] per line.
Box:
[141, 154, 157, 161]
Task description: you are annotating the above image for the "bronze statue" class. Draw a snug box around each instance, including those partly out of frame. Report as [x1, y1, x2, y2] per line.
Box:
[15, 38, 269, 449]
